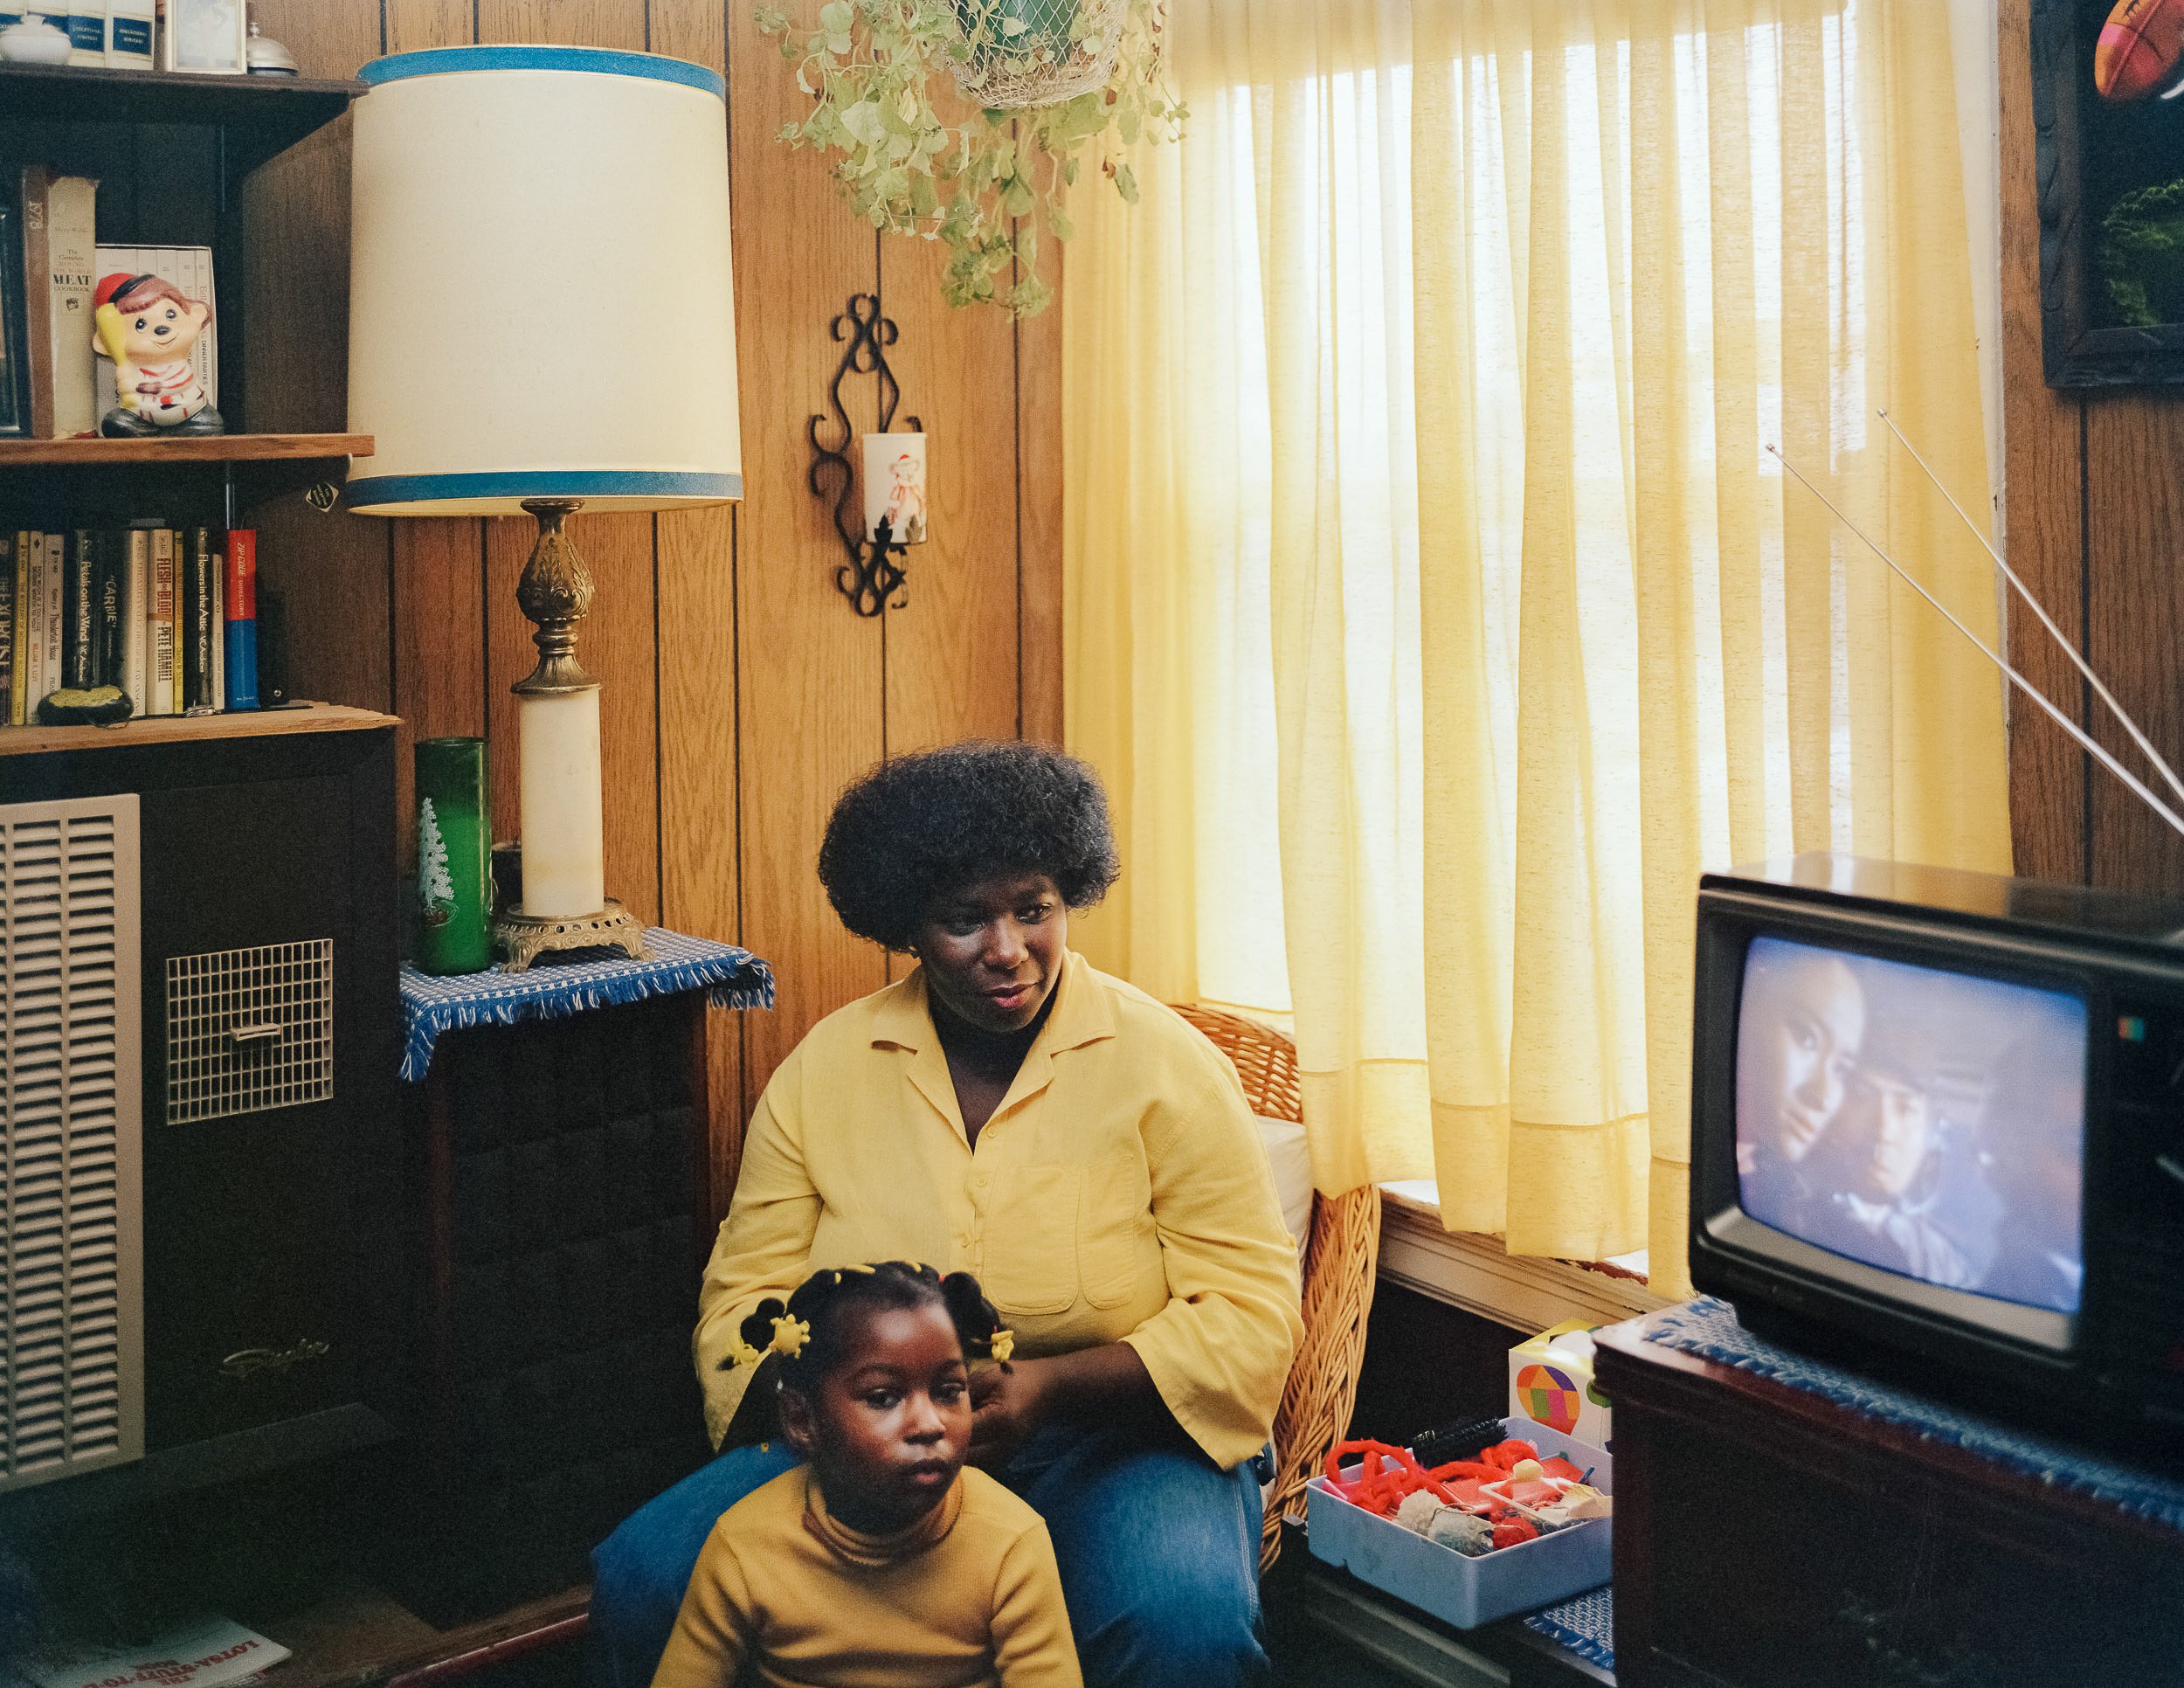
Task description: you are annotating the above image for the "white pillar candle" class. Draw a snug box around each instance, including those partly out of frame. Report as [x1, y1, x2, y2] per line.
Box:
[862, 432, 929, 543]
[517, 688, 605, 917]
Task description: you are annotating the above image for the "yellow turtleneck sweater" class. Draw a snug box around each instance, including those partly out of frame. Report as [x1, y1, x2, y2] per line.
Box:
[648, 1465, 1082, 1688]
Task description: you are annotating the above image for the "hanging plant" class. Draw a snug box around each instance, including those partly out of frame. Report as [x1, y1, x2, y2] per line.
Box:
[755, 0, 1184, 315]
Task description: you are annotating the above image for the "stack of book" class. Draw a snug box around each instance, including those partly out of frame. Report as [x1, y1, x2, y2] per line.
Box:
[0, 523, 258, 724]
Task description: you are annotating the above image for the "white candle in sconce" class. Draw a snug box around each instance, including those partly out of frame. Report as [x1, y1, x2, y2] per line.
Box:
[863, 432, 929, 545]
[517, 687, 606, 918]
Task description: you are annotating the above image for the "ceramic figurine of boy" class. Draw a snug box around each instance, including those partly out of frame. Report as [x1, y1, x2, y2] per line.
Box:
[91, 272, 224, 436]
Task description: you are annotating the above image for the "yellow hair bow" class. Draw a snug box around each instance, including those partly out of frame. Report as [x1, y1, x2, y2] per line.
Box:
[989, 1328, 1015, 1365]
[726, 1310, 813, 1369]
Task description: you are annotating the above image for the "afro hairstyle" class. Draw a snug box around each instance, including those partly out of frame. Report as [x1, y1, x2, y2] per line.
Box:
[817, 739, 1120, 951]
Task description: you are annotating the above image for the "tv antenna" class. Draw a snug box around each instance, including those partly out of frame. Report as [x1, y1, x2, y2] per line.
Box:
[1768, 420, 2184, 846]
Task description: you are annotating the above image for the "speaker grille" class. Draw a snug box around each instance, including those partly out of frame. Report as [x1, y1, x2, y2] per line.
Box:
[164, 940, 335, 1125]
[1, 795, 144, 1492]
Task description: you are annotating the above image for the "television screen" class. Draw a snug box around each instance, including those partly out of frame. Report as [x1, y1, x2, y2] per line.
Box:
[1734, 936, 2089, 1315]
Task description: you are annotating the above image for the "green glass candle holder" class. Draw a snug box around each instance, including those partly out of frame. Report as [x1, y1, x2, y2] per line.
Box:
[414, 736, 492, 975]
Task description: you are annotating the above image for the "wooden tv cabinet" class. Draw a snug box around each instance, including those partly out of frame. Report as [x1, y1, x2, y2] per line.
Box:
[1594, 1311, 2184, 1687]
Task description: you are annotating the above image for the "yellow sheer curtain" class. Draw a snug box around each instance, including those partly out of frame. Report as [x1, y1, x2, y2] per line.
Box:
[1063, 0, 2009, 1296]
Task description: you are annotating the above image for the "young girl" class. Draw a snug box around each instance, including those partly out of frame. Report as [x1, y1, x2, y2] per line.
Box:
[649, 1263, 1082, 1688]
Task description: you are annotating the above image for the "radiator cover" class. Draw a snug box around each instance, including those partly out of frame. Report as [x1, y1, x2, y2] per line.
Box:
[0, 794, 145, 1495]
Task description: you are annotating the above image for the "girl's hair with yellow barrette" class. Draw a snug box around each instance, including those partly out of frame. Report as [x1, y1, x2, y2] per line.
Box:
[728, 1261, 1013, 1404]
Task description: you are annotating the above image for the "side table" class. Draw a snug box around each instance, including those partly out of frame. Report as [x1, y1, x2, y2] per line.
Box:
[389, 931, 772, 1621]
[1596, 1297, 2184, 1688]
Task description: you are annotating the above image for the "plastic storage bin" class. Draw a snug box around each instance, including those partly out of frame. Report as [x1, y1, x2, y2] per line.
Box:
[1304, 1417, 1613, 1629]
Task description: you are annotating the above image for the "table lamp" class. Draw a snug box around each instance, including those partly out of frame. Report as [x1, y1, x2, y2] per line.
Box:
[344, 45, 741, 972]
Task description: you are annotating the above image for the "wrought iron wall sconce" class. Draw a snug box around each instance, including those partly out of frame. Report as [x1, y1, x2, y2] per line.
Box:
[810, 294, 923, 616]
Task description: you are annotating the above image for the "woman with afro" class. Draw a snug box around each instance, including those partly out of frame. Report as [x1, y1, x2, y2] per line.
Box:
[593, 741, 1302, 1688]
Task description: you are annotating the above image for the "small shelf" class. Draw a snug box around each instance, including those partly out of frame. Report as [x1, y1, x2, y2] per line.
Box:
[0, 63, 361, 171]
[0, 702, 398, 757]
[0, 433, 370, 508]
[0, 432, 371, 467]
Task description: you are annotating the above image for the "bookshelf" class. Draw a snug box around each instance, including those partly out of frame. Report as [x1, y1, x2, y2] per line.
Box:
[0, 432, 370, 466]
[0, 63, 361, 175]
[3, 65, 371, 728]
[0, 700, 397, 756]
[0, 433, 373, 507]
[0, 60, 364, 458]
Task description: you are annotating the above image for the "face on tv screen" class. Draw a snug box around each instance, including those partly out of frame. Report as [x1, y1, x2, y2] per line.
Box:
[1735, 937, 2088, 1315]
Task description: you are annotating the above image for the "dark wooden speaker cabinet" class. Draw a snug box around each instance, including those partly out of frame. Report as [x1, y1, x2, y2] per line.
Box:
[389, 988, 718, 1621]
[1, 708, 401, 1523]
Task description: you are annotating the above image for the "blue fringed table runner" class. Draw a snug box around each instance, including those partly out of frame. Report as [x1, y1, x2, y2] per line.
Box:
[1645, 1297, 2184, 1534]
[1524, 1588, 1614, 1673]
[398, 927, 774, 1082]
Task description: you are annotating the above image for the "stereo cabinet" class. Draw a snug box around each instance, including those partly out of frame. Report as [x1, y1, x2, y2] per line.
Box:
[0, 707, 401, 1523]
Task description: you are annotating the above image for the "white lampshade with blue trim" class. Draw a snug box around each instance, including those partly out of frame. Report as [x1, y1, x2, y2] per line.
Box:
[345, 45, 740, 515]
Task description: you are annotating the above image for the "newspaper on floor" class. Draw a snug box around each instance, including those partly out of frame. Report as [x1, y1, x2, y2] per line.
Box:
[28, 1614, 288, 1688]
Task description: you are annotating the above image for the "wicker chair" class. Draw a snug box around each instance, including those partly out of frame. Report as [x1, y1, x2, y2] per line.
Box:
[1171, 1005, 1380, 1571]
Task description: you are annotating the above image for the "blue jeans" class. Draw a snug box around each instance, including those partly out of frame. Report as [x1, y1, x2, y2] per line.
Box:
[588, 1422, 1268, 1688]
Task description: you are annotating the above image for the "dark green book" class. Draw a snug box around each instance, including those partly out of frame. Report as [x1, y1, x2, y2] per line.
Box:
[64, 528, 95, 688]
[187, 525, 215, 710]
[95, 529, 123, 691]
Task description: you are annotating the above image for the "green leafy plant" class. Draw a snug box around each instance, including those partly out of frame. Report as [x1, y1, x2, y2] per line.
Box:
[2100, 176, 2184, 330]
[756, 0, 1184, 315]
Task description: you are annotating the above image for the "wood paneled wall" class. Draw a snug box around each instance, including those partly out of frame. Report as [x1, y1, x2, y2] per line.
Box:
[2001, 0, 2184, 896]
[241, 0, 1063, 1201]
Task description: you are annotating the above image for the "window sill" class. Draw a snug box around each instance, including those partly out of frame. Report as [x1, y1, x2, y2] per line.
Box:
[1377, 1182, 1669, 1332]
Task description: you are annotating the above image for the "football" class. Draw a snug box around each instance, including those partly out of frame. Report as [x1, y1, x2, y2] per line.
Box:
[2095, 0, 2184, 102]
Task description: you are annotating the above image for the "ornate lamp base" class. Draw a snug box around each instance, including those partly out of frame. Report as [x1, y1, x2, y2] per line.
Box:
[494, 899, 651, 973]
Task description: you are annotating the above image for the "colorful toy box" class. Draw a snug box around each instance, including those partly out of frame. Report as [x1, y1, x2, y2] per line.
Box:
[1508, 1318, 1613, 1450]
[1304, 1419, 1613, 1630]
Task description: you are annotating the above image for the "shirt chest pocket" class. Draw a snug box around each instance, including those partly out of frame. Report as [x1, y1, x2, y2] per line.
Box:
[981, 1166, 1082, 1316]
[1078, 1150, 1155, 1309]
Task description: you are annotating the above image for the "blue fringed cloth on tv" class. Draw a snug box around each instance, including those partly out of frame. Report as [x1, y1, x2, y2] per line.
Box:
[1644, 1296, 2184, 1535]
[397, 927, 774, 1082]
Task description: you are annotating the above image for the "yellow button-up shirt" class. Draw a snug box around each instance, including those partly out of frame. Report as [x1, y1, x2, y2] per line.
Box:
[695, 951, 1303, 1470]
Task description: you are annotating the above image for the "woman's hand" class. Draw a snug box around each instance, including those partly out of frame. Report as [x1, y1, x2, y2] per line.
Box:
[966, 1342, 1166, 1470]
[967, 1358, 1054, 1469]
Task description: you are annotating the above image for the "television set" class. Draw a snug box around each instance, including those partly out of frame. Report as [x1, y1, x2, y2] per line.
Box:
[1689, 854, 2184, 1444]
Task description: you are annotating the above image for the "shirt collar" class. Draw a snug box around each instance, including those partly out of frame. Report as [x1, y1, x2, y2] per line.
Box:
[873, 951, 1116, 1140]
[802, 1466, 964, 1567]
[870, 949, 1114, 1055]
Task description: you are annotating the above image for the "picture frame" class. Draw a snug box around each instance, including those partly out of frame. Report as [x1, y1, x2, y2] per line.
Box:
[2032, 0, 2184, 389]
[162, 0, 248, 75]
